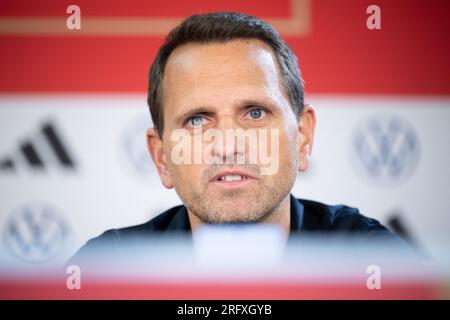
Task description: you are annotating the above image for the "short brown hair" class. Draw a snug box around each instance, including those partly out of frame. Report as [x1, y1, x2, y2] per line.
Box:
[147, 12, 304, 137]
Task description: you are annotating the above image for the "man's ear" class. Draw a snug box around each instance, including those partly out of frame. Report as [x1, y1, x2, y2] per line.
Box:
[298, 104, 316, 172]
[146, 128, 174, 189]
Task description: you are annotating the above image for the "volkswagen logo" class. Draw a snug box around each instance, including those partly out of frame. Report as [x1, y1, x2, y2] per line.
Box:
[3, 202, 70, 263]
[120, 116, 157, 182]
[352, 114, 419, 187]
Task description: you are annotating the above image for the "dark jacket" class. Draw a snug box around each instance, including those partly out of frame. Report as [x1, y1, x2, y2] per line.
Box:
[71, 194, 404, 263]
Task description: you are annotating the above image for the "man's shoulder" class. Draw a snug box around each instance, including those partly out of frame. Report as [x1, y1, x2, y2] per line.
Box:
[69, 204, 187, 263]
[96, 204, 187, 240]
[298, 198, 393, 237]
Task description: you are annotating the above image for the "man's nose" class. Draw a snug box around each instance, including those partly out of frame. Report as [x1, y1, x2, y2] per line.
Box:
[216, 115, 241, 132]
[213, 116, 245, 163]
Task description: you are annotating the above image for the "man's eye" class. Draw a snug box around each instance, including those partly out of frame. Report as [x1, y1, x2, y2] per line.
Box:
[247, 108, 266, 120]
[188, 115, 206, 127]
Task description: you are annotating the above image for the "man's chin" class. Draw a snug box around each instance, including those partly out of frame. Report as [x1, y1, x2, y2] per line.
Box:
[200, 204, 266, 224]
[201, 213, 262, 224]
[210, 196, 253, 209]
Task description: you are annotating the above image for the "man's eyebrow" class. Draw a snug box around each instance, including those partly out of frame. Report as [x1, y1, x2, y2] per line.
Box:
[237, 99, 275, 109]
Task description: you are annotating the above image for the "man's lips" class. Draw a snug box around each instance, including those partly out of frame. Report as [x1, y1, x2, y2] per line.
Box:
[210, 169, 257, 188]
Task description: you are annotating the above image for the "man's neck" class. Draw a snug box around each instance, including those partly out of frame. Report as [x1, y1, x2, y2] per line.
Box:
[187, 194, 291, 237]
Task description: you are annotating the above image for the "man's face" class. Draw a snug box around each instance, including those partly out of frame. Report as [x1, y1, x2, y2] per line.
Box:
[152, 39, 304, 224]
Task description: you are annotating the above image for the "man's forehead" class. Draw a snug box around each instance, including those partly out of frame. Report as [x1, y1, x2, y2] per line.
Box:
[162, 39, 285, 110]
[164, 39, 281, 84]
[169, 38, 277, 62]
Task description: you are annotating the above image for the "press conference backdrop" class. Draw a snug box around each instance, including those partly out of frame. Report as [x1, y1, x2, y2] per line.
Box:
[0, 0, 449, 264]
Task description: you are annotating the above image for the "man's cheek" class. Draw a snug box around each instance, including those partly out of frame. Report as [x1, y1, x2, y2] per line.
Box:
[253, 128, 279, 176]
[173, 164, 201, 185]
[276, 139, 298, 176]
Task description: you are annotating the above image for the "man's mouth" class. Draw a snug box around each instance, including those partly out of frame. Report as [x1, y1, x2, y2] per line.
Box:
[210, 170, 257, 188]
[217, 175, 248, 181]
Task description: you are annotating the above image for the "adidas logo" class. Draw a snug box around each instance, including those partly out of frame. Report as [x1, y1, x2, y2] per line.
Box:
[0, 121, 76, 172]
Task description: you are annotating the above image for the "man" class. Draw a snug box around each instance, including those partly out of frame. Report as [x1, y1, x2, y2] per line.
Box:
[73, 12, 403, 260]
